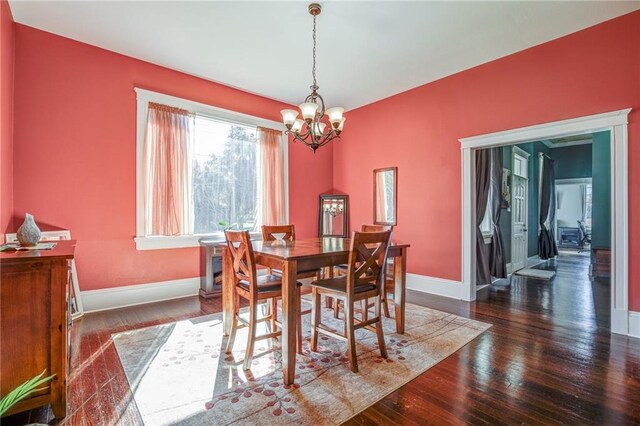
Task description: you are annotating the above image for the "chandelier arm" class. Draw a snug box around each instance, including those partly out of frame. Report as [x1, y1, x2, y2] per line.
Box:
[314, 91, 326, 116]
[318, 132, 335, 147]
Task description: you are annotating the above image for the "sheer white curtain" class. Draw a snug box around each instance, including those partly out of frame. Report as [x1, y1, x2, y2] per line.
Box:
[257, 127, 285, 227]
[143, 102, 194, 236]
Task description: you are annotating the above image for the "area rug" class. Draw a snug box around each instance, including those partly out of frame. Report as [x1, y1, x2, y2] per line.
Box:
[515, 268, 556, 280]
[113, 302, 490, 425]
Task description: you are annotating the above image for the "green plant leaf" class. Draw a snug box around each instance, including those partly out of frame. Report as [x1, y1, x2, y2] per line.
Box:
[0, 370, 55, 417]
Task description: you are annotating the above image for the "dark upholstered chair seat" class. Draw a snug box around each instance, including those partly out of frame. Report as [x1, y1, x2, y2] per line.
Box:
[237, 274, 302, 293]
[310, 277, 376, 294]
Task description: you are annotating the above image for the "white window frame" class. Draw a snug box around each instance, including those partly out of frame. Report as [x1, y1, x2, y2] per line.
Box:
[134, 88, 289, 250]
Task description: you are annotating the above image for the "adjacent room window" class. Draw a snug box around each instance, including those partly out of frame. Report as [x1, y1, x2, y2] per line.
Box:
[584, 184, 593, 228]
[480, 199, 493, 236]
[135, 89, 287, 249]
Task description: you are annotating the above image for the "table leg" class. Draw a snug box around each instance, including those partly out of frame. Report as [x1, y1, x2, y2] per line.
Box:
[281, 260, 298, 385]
[222, 247, 234, 336]
[394, 248, 407, 334]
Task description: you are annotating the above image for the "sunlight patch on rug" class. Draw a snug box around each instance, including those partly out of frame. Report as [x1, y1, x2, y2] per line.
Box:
[112, 303, 490, 425]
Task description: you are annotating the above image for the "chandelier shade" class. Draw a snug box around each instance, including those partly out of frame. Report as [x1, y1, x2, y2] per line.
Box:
[280, 3, 345, 153]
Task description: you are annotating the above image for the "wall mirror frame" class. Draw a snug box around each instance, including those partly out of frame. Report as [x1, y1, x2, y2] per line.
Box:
[373, 166, 398, 226]
[318, 194, 349, 238]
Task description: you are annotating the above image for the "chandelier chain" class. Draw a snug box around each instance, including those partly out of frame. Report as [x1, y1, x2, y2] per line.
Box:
[312, 14, 317, 88]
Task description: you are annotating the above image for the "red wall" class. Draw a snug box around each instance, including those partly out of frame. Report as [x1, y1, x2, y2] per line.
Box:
[12, 25, 333, 291]
[333, 11, 640, 309]
[0, 0, 14, 237]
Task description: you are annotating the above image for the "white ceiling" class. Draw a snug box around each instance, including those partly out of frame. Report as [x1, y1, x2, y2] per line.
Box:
[9, 1, 639, 111]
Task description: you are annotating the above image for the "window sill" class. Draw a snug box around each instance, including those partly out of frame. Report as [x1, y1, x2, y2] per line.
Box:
[134, 232, 263, 250]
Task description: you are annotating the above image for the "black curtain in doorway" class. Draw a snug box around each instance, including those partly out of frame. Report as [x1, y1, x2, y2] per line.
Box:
[539, 155, 559, 260]
[489, 148, 507, 278]
[475, 149, 492, 285]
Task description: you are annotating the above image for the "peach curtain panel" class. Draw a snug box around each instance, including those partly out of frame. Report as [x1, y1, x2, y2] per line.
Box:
[376, 172, 387, 222]
[258, 127, 285, 227]
[143, 102, 194, 236]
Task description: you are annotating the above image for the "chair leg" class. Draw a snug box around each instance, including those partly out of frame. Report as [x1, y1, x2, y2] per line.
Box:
[361, 299, 368, 322]
[374, 296, 388, 359]
[325, 295, 333, 309]
[334, 299, 341, 319]
[226, 292, 240, 354]
[345, 299, 358, 373]
[243, 299, 258, 370]
[310, 288, 321, 352]
[382, 293, 391, 318]
[297, 292, 303, 354]
[270, 297, 278, 332]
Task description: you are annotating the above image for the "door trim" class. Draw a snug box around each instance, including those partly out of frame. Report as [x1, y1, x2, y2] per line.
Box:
[459, 108, 631, 335]
[511, 146, 530, 272]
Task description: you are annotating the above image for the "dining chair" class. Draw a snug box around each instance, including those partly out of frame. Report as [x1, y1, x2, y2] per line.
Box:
[224, 230, 304, 369]
[333, 224, 394, 319]
[261, 224, 323, 279]
[309, 230, 392, 373]
[261, 224, 320, 352]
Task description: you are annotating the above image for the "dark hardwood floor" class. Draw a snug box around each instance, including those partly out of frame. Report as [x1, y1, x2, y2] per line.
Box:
[5, 252, 639, 425]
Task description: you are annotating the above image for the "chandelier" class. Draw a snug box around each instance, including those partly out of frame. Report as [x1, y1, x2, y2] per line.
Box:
[280, 3, 345, 153]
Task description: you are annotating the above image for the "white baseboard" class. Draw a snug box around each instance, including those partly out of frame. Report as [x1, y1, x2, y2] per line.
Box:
[81, 277, 201, 313]
[406, 273, 468, 301]
[628, 311, 640, 338]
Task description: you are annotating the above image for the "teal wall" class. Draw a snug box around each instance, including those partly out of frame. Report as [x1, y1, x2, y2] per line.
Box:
[493, 135, 608, 266]
[591, 131, 611, 248]
[553, 144, 592, 180]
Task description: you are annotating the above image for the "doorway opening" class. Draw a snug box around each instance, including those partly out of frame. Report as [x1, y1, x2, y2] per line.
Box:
[459, 109, 630, 335]
[475, 134, 612, 329]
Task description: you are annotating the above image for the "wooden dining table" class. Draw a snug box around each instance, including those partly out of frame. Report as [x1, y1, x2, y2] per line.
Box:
[221, 237, 410, 385]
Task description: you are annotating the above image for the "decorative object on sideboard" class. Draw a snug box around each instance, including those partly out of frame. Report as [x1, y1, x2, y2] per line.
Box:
[280, 3, 345, 153]
[16, 213, 41, 246]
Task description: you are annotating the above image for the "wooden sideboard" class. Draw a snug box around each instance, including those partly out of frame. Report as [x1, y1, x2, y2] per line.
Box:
[0, 240, 76, 419]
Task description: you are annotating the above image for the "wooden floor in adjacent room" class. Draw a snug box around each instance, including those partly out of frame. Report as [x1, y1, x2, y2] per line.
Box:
[6, 251, 639, 425]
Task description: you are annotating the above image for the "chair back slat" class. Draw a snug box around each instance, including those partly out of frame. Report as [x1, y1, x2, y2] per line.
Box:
[225, 230, 258, 291]
[361, 224, 393, 232]
[346, 230, 392, 295]
[262, 224, 295, 241]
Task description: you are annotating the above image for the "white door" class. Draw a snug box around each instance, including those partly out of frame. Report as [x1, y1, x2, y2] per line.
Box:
[511, 176, 528, 271]
[511, 147, 530, 272]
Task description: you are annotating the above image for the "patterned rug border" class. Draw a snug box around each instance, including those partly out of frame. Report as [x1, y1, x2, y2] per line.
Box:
[112, 302, 491, 425]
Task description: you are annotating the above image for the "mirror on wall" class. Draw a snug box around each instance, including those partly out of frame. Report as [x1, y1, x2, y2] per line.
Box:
[374, 167, 397, 226]
[318, 195, 349, 237]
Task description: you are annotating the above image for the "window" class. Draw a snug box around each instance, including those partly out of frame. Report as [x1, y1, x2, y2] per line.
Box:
[134, 89, 288, 250]
[584, 184, 592, 228]
[480, 198, 493, 236]
[192, 116, 258, 234]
